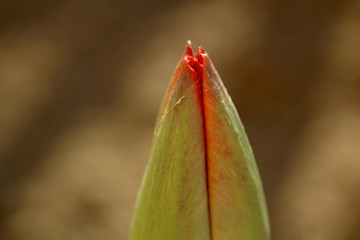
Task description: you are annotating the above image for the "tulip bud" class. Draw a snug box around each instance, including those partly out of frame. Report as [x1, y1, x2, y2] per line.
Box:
[130, 41, 270, 240]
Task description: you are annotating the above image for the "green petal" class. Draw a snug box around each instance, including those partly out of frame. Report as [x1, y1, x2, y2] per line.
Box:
[130, 57, 211, 240]
[202, 54, 270, 240]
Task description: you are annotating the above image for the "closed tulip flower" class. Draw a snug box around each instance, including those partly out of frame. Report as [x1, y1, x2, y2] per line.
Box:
[130, 41, 270, 240]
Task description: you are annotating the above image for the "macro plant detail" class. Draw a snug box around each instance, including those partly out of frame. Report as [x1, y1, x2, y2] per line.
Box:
[130, 41, 270, 240]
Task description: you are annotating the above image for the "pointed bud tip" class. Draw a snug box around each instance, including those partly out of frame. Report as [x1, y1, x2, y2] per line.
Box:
[183, 42, 209, 79]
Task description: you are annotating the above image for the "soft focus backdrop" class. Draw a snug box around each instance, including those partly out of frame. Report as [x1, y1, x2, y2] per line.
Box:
[1, 1, 360, 239]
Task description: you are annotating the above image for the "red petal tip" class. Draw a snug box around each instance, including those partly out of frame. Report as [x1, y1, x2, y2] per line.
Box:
[197, 47, 205, 64]
[185, 40, 194, 57]
[183, 42, 206, 79]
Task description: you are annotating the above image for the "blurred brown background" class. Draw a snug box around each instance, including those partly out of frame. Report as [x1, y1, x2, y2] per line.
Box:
[1, 0, 360, 239]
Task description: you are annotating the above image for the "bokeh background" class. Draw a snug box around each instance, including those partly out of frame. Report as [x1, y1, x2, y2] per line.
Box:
[1, 1, 360, 239]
